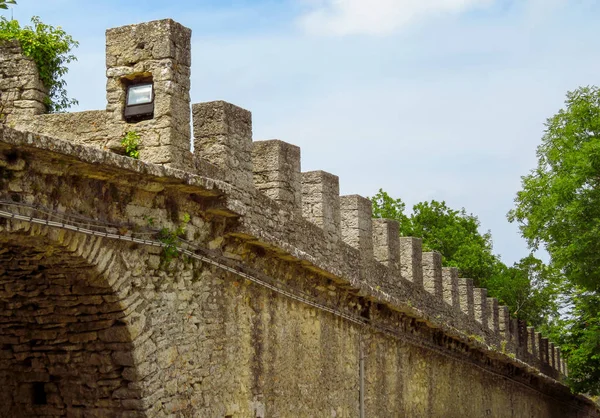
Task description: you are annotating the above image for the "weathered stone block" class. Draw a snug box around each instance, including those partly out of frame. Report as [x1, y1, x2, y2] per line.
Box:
[98, 326, 130, 343]
[549, 342, 556, 369]
[301, 171, 340, 245]
[112, 351, 135, 367]
[541, 337, 549, 365]
[473, 288, 488, 329]
[422, 252, 443, 298]
[193, 101, 253, 189]
[527, 327, 538, 360]
[498, 305, 510, 340]
[252, 139, 301, 215]
[340, 195, 373, 256]
[441, 267, 459, 308]
[398, 237, 423, 286]
[0, 40, 46, 124]
[372, 218, 400, 271]
[157, 346, 179, 369]
[68, 332, 98, 344]
[458, 277, 474, 319]
[534, 332, 543, 364]
[105, 19, 191, 67]
[487, 297, 499, 334]
[516, 319, 527, 354]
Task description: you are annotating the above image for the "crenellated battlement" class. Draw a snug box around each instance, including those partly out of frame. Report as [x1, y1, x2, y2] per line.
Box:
[0, 17, 574, 398]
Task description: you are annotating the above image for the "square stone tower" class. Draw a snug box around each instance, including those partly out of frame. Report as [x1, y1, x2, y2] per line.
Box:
[0, 40, 47, 124]
[105, 19, 191, 166]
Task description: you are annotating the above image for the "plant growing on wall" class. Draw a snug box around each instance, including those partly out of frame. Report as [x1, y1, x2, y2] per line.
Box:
[0, 16, 78, 112]
[157, 213, 191, 267]
[121, 130, 141, 159]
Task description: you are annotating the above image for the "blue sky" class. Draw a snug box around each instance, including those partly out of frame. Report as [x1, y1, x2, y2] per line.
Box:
[5, 0, 600, 265]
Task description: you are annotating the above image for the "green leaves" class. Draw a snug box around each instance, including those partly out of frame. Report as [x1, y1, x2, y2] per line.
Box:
[509, 86, 600, 292]
[0, 16, 78, 113]
[370, 191, 498, 285]
[370, 189, 409, 229]
[157, 213, 190, 268]
[409, 200, 498, 284]
[510, 85, 600, 395]
[371, 189, 560, 331]
[545, 289, 600, 396]
[0, 1, 16, 10]
[485, 255, 560, 328]
[121, 131, 141, 159]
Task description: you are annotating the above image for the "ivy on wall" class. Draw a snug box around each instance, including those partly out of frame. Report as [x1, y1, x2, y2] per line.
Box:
[0, 16, 78, 113]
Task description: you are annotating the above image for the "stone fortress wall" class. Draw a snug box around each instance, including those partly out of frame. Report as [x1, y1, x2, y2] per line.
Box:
[0, 18, 598, 417]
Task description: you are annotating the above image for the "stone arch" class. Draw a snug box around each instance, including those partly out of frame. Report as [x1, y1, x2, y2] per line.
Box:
[0, 219, 147, 417]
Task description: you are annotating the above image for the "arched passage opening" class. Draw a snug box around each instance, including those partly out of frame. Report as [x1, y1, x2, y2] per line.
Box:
[0, 229, 144, 417]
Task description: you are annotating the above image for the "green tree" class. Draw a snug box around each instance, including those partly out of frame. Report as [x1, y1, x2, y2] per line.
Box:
[509, 86, 600, 395]
[485, 255, 560, 327]
[0, 0, 16, 10]
[508, 86, 600, 292]
[0, 16, 78, 112]
[371, 189, 559, 327]
[370, 190, 498, 285]
[408, 200, 498, 284]
[544, 289, 600, 396]
[370, 189, 410, 233]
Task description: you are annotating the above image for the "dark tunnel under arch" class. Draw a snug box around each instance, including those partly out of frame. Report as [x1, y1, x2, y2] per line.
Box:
[0, 227, 145, 417]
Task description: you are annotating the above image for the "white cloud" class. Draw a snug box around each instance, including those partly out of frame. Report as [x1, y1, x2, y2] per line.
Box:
[298, 0, 496, 36]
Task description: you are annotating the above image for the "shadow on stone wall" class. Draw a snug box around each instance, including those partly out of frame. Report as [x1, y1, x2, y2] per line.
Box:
[0, 230, 144, 418]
